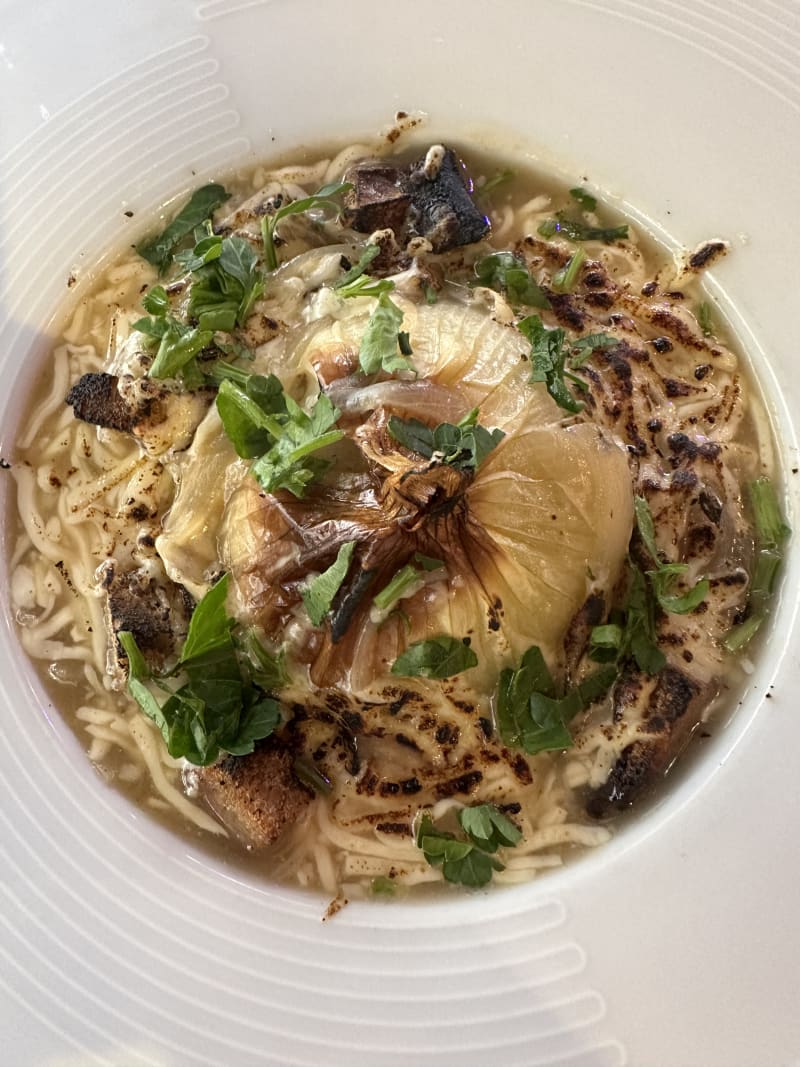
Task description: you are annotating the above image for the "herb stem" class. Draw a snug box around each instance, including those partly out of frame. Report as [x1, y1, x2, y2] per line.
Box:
[750, 476, 791, 548]
[552, 247, 587, 293]
[286, 429, 344, 464]
[373, 565, 422, 613]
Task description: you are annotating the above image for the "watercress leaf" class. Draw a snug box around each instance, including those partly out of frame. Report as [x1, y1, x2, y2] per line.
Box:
[337, 273, 395, 299]
[471, 424, 506, 467]
[496, 666, 520, 747]
[391, 636, 478, 680]
[239, 629, 288, 691]
[652, 574, 711, 615]
[458, 804, 522, 852]
[247, 389, 344, 497]
[388, 412, 503, 471]
[496, 645, 614, 756]
[132, 315, 170, 341]
[569, 186, 598, 211]
[358, 291, 413, 375]
[633, 495, 662, 563]
[625, 564, 666, 673]
[521, 693, 573, 753]
[216, 375, 286, 458]
[174, 234, 223, 273]
[635, 497, 710, 615]
[724, 479, 790, 651]
[218, 235, 259, 288]
[518, 315, 584, 414]
[302, 541, 357, 626]
[416, 810, 512, 887]
[142, 285, 170, 316]
[224, 696, 280, 755]
[415, 812, 441, 850]
[630, 629, 667, 675]
[442, 848, 502, 888]
[387, 415, 435, 457]
[119, 631, 171, 738]
[473, 252, 550, 309]
[149, 324, 214, 380]
[214, 340, 254, 364]
[538, 212, 629, 243]
[588, 622, 624, 661]
[574, 664, 618, 708]
[262, 181, 352, 270]
[179, 574, 233, 663]
[204, 308, 239, 332]
[568, 332, 618, 367]
[136, 183, 231, 273]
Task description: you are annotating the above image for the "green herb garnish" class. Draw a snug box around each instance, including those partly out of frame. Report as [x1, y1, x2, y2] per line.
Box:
[551, 247, 587, 293]
[135, 230, 264, 380]
[724, 477, 790, 651]
[215, 372, 287, 457]
[358, 290, 415, 376]
[480, 169, 515, 197]
[697, 301, 714, 337]
[387, 408, 504, 471]
[569, 186, 598, 211]
[473, 252, 550, 309]
[334, 245, 381, 289]
[416, 804, 520, 888]
[517, 315, 586, 414]
[136, 183, 231, 274]
[293, 758, 332, 797]
[180, 232, 264, 332]
[589, 564, 666, 675]
[370, 875, 398, 896]
[216, 376, 343, 498]
[119, 575, 281, 766]
[146, 321, 214, 380]
[538, 213, 628, 243]
[301, 541, 357, 626]
[634, 495, 710, 614]
[496, 645, 616, 755]
[261, 181, 351, 271]
[391, 636, 477, 679]
[567, 332, 619, 367]
[372, 554, 444, 616]
[457, 804, 522, 851]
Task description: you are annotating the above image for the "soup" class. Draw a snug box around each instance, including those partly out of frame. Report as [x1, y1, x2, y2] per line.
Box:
[7, 131, 787, 901]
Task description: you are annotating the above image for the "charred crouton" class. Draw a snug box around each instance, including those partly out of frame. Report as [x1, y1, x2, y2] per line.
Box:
[66, 372, 150, 433]
[406, 145, 490, 252]
[342, 161, 411, 235]
[100, 561, 193, 683]
[197, 738, 314, 848]
[66, 372, 212, 455]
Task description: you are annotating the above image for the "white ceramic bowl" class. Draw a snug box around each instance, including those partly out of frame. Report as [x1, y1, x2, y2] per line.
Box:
[2, 3, 799, 1064]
